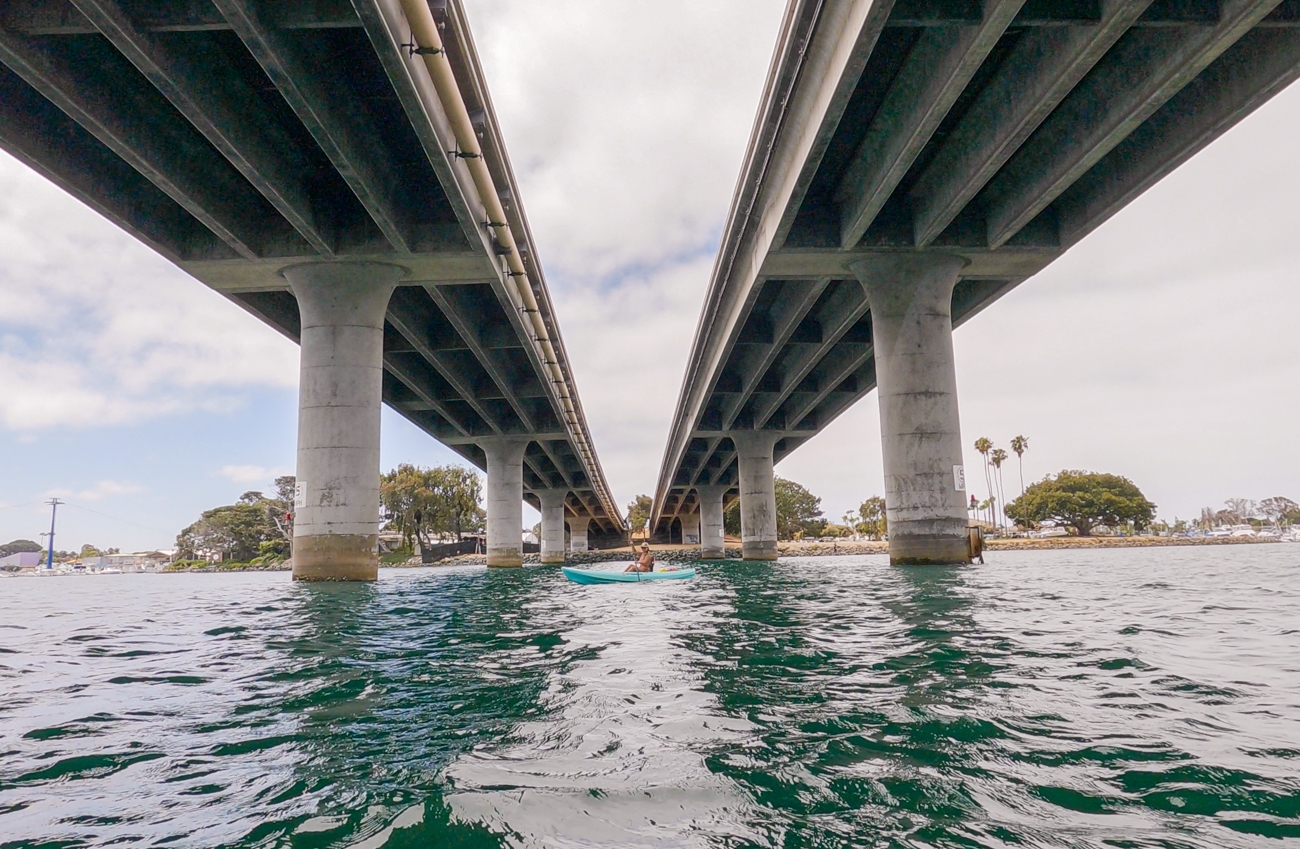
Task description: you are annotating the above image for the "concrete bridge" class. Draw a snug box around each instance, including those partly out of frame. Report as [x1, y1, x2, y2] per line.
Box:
[0, 0, 624, 578]
[652, 0, 1300, 563]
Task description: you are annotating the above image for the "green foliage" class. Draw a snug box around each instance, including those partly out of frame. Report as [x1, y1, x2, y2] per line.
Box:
[0, 539, 42, 557]
[175, 480, 295, 563]
[626, 494, 652, 534]
[1005, 470, 1156, 537]
[721, 478, 825, 540]
[380, 464, 485, 548]
[851, 495, 887, 539]
[775, 478, 825, 539]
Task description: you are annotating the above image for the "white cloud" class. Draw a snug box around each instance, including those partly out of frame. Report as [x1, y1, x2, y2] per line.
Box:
[464, 0, 785, 278]
[0, 154, 298, 431]
[2, 0, 1298, 528]
[217, 465, 292, 485]
[46, 480, 143, 501]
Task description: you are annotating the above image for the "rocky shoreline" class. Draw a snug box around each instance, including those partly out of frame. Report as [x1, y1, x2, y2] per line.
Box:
[160, 533, 1281, 573]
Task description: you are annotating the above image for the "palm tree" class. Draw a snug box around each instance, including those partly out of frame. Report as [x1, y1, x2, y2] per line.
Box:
[1010, 434, 1029, 497]
[974, 437, 993, 516]
[990, 448, 1008, 532]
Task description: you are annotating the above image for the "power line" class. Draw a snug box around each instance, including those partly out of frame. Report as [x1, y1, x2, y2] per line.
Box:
[61, 502, 172, 534]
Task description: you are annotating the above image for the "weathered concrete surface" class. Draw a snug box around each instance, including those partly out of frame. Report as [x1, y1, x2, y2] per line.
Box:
[679, 512, 701, 546]
[732, 431, 780, 561]
[695, 485, 728, 559]
[482, 437, 529, 568]
[536, 488, 568, 564]
[285, 261, 403, 581]
[850, 255, 969, 566]
[569, 516, 590, 552]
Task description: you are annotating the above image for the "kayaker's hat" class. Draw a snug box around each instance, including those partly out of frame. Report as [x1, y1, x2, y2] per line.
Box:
[640, 543, 649, 551]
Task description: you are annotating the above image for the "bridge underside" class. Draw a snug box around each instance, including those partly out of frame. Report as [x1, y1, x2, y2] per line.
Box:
[655, 0, 1300, 540]
[0, 0, 622, 542]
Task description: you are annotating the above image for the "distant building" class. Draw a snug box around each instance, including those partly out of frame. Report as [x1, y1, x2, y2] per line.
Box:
[0, 552, 42, 570]
[81, 552, 171, 572]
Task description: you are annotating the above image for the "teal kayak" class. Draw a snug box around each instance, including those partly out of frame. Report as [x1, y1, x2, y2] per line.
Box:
[562, 566, 696, 585]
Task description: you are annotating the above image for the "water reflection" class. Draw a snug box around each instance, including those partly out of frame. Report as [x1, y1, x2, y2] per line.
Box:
[442, 563, 760, 848]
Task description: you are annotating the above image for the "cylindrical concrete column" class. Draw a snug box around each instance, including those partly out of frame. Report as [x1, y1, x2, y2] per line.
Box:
[535, 488, 568, 564]
[569, 516, 590, 552]
[695, 485, 728, 559]
[284, 261, 404, 581]
[680, 512, 701, 545]
[481, 437, 530, 567]
[849, 254, 970, 565]
[731, 431, 780, 561]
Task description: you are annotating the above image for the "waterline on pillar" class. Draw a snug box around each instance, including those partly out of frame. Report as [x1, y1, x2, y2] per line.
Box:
[292, 534, 379, 581]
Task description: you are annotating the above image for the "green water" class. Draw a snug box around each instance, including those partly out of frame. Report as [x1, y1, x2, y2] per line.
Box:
[1, 546, 1297, 847]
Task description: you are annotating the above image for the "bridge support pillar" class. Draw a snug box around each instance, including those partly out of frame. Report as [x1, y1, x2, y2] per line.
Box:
[569, 517, 590, 552]
[283, 262, 404, 581]
[680, 512, 701, 546]
[849, 255, 970, 566]
[695, 485, 728, 559]
[732, 431, 780, 561]
[482, 437, 530, 567]
[536, 489, 568, 564]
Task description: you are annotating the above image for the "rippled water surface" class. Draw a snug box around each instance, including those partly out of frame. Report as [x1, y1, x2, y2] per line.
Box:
[2, 546, 1298, 847]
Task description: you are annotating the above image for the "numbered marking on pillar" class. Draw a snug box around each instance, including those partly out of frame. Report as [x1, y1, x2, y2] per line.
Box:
[953, 465, 966, 492]
[294, 482, 305, 508]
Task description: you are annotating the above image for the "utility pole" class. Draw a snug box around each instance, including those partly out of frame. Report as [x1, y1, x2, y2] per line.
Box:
[44, 498, 63, 570]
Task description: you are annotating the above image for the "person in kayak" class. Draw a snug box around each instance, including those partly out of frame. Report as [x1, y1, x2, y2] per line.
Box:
[625, 543, 655, 573]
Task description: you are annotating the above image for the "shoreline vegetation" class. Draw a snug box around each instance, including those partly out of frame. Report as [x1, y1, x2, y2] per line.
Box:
[151, 533, 1284, 573]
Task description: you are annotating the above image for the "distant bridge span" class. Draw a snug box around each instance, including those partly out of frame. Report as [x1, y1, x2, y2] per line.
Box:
[652, 0, 1300, 561]
[0, 0, 624, 576]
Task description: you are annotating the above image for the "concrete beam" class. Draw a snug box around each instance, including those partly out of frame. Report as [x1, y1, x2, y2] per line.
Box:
[745, 280, 871, 429]
[212, 0, 414, 253]
[1056, 26, 1300, 247]
[835, 0, 1027, 248]
[386, 289, 506, 436]
[0, 28, 278, 259]
[2, 0, 361, 34]
[981, 0, 1286, 247]
[71, 0, 335, 255]
[720, 279, 830, 431]
[0, 66, 220, 262]
[909, 0, 1154, 246]
[424, 285, 542, 433]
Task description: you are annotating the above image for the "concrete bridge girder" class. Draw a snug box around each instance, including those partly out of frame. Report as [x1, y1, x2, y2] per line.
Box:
[652, 0, 1300, 565]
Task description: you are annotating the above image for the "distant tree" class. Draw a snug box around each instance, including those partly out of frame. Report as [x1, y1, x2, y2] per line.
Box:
[1223, 498, 1257, 526]
[381, 464, 484, 547]
[1010, 435, 1029, 497]
[1259, 496, 1299, 529]
[269, 475, 295, 543]
[626, 494, 653, 535]
[990, 448, 1008, 531]
[79, 544, 101, 558]
[0, 539, 42, 557]
[775, 477, 825, 539]
[175, 501, 274, 562]
[974, 437, 994, 515]
[719, 479, 826, 539]
[1005, 470, 1156, 537]
[853, 495, 887, 540]
[441, 466, 485, 539]
[724, 498, 740, 536]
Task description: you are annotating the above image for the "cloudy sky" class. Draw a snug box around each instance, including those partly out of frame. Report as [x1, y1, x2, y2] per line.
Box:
[2, 0, 1299, 551]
